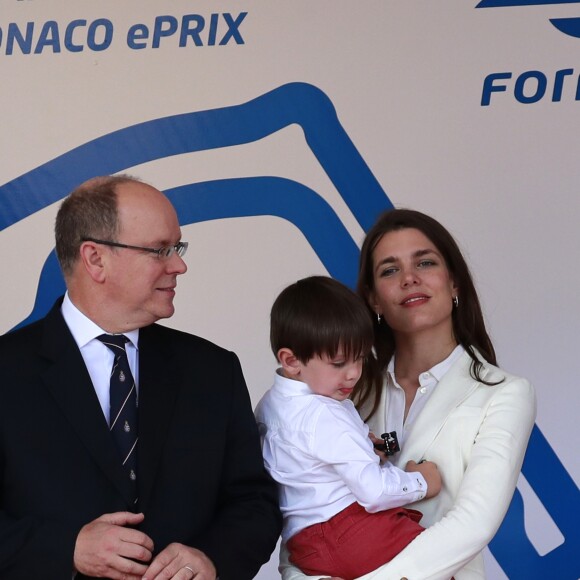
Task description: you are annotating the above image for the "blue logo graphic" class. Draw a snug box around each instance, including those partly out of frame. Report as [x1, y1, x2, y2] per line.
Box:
[0, 82, 577, 579]
[476, 0, 580, 38]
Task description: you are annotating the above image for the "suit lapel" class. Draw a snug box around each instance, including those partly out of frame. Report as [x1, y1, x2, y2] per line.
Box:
[40, 302, 136, 506]
[137, 325, 181, 511]
[399, 351, 488, 464]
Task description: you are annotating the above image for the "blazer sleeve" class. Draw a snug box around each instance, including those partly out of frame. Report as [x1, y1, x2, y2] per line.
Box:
[0, 507, 81, 578]
[356, 375, 537, 580]
[194, 351, 282, 580]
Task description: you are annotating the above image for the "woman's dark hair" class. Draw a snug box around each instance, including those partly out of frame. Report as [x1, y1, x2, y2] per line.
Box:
[270, 276, 374, 364]
[355, 208, 500, 420]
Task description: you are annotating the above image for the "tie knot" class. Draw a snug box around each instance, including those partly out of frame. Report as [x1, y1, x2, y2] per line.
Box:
[97, 334, 129, 353]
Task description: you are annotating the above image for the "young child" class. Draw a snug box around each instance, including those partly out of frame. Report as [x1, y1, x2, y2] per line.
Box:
[255, 276, 441, 580]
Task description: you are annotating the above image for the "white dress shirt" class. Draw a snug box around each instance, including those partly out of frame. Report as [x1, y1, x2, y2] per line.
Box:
[61, 292, 139, 424]
[384, 345, 465, 446]
[255, 371, 427, 542]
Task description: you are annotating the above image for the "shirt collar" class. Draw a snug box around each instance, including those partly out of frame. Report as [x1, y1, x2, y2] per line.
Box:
[387, 344, 465, 386]
[429, 344, 464, 381]
[273, 368, 313, 397]
[61, 292, 139, 350]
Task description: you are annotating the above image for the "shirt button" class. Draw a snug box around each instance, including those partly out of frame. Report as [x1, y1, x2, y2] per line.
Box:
[419, 386, 427, 394]
[402, 486, 408, 492]
[420, 372, 429, 380]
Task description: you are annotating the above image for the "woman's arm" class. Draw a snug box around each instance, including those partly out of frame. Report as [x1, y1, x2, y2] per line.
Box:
[356, 375, 536, 580]
[280, 375, 535, 580]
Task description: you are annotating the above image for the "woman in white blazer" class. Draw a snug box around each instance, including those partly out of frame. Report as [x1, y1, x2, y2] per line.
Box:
[280, 209, 536, 580]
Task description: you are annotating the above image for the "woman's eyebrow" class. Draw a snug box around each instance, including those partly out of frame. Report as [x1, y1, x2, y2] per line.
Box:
[374, 255, 397, 272]
[413, 248, 438, 258]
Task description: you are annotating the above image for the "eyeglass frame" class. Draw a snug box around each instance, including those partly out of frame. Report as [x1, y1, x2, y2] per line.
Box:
[81, 237, 188, 259]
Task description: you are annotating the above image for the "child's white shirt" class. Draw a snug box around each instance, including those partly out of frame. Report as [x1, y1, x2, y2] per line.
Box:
[255, 371, 427, 541]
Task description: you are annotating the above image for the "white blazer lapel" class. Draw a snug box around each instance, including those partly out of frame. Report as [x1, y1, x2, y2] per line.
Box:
[398, 351, 489, 464]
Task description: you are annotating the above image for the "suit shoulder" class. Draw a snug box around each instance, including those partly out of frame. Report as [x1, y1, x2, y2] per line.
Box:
[480, 359, 533, 391]
[0, 318, 44, 352]
[470, 350, 533, 392]
[147, 323, 235, 359]
[477, 360, 536, 420]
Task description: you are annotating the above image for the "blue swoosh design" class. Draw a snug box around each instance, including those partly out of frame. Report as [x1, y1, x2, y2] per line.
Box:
[2, 82, 389, 327]
[550, 16, 580, 35]
[476, 2, 580, 45]
[13, 177, 361, 331]
[477, 0, 580, 7]
[490, 425, 580, 579]
[1, 81, 577, 580]
[168, 178, 361, 287]
[0, 82, 388, 233]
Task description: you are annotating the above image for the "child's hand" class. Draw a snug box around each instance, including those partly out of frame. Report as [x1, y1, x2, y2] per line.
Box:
[406, 460, 442, 498]
[368, 432, 387, 460]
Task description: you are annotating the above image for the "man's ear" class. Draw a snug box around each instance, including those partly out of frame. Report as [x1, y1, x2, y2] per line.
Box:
[79, 241, 107, 283]
[278, 348, 302, 377]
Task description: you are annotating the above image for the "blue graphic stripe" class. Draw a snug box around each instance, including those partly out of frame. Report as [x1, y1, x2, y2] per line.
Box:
[166, 177, 361, 288]
[2, 80, 576, 580]
[550, 16, 580, 36]
[11, 250, 66, 331]
[0, 82, 389, 233]
[12, 176, 362, 330]
[490, 425, 579, 579]
[477, 0, 580, 7]
[521, 426, 578, 542]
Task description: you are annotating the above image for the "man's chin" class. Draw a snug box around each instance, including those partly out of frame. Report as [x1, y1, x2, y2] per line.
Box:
[143, 302, 175, 325]
[157, 305, 175, 320]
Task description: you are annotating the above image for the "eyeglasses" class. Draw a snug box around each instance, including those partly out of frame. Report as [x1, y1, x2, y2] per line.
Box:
[82, 237, 188, 259]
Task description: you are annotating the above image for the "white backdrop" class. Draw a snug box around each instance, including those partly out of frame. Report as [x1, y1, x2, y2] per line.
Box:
[1, 2, 578, 578]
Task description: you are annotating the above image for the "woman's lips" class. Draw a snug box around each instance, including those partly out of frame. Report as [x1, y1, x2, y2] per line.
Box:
[400, 293, 429, 307]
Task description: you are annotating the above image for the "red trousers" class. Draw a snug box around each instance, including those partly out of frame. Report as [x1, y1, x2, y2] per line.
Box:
[287, 502, 424, 580]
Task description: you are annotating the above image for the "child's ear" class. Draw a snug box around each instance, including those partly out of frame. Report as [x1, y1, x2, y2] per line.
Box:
[278, 348, 302, 377]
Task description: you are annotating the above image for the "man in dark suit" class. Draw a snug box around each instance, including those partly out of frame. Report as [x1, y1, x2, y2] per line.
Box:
[0, 175, 281, 579]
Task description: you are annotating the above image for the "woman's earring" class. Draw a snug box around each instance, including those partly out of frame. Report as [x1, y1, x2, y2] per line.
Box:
[453, 295, 459, 308]
[376, 312, 382, 324]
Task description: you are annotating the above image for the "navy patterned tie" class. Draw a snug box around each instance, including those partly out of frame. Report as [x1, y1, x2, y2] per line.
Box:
[97, 334, 138, 500]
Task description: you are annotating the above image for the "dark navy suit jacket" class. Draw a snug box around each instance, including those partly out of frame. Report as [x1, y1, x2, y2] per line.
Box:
[0, 299, 281, 579]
